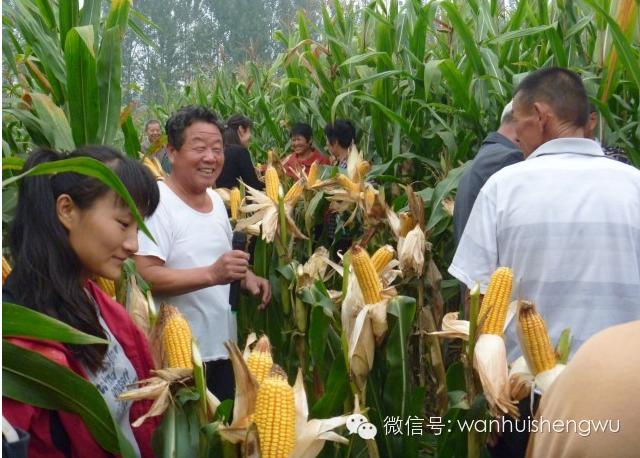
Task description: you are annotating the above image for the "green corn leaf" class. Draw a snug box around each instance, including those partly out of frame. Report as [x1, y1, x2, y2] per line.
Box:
[96, 27, 122, 145]
[59, 0, 80, 49]
[30, 93, 75, 150]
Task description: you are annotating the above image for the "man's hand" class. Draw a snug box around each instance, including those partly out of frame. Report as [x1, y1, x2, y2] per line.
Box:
[241, 271, 272, 310]
[209, 250, 250, 286]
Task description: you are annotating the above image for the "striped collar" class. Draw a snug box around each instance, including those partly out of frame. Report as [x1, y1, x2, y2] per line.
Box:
[528, 137, 604, 160]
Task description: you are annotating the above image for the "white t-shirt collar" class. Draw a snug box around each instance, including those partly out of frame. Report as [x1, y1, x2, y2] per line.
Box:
[527, 137, 604, 160]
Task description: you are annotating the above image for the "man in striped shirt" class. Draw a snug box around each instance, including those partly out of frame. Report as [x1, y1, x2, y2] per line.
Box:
[449, 67, 640, 361]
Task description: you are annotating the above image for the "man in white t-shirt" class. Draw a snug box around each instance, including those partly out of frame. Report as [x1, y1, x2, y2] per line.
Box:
[135, 105, 271, 400]
[450, 67, 640, 362]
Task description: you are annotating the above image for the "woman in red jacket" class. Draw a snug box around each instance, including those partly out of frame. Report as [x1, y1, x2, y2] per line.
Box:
[3, 146, 160, 458]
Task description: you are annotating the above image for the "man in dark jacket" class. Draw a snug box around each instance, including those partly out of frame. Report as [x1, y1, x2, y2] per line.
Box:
[453, 102, 523, 246]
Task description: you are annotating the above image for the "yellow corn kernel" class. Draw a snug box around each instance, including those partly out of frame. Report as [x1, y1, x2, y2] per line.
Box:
[230, 187, 241, 221]
[336, 174, 360, 193]
[307, 161, 319, 187]
[162, 306, 193, 369]
[283, 179, 304, 205]
[246, 335, 274, 384]
[2, 256, 11, 284]
[399, 212, 416, 237]
[254, 365, 296, 458]
[371, 245, 395, 273]
[351, 245, 383, 304]
[265, 166, 281, 202]
[96, 276, 116, 297]
[518, 301, 556, 374]
[354, 160, 370, 182]
[479, 267, 513, 336]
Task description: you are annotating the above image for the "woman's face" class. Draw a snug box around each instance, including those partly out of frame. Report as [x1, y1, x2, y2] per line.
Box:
[291, 134, 312, 156]
[58, 191, 139, 281]
[238, 125, 252, 148]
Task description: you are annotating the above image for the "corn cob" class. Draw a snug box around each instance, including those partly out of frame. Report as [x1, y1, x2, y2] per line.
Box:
[399, 212, 416, 237]
[265, 166, 280, 202]
[336, 174, 360, 193]
[2, 256, 11, 284]
[284, 179, 304, 205]
[363, 186, 376, 211]
[351, 245, 383, 304]
[371, 245, 395, 273]
[479, 267, 513, 336]
[356, 160, 370, 179]
[162, 306, 193, 369]
[142, 156, 164, 180]
[518, 301, 556, 374]
[246, 335, 274, 384]
[230, 187, 241, 221]
[307, 161, 319, 186]
[96, 276, 116, 297]
[254, 365, 296, 458]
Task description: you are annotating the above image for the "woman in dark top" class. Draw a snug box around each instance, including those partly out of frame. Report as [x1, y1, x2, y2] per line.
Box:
[216, 114, 264, 190]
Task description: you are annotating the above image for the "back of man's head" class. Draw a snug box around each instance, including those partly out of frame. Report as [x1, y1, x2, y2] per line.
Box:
[514, 67, 589, 128]
[166, 105, 223, 150]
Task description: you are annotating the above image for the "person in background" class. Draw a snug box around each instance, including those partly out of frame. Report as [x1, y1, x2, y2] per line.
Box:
[134, 106, 271, 402]
[141, 119, 171, 174]
[216, 114, 263, 190]
[3, 146, 160, 458]
[526, 321, 640, 457]
[453, 101, 523, 247]
[584, 104, 631, 164]
[282, 122, 330, 177]
[324, 119, 356, 169]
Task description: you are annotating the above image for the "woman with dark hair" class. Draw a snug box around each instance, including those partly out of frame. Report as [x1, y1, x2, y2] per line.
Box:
[282, 122, 330, 178]
[216, 114, 263, 190]
[3, 146, 161, 458]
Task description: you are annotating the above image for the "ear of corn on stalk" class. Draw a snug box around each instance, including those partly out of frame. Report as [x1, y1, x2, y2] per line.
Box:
[246, 335, 274, 385]
[307, 161, 319, 186]
[96, 276, 116, 297]
[230, 187, 241, 221]
[355, 160, 370, 181]
[265, 166, 280, 202]
[336, 174, 360, 193]
[518, 301, 556, 375]
[3, 256, 12, 284]
[142, 156, 165, 180]
[162, 306, 194, 369]
[351, 245, 383, 305]
[479, 267, 513, 335]
[254, 365, 296, 458]
[284, 179, 304, 205]
[371, 245, 394, 273]
[399, 212, 416, 237]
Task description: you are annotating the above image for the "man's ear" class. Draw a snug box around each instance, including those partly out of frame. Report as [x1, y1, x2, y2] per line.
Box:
[56, 194, 77, 231]
[167, 144, 177, 164]
[533, 102, 551, 129]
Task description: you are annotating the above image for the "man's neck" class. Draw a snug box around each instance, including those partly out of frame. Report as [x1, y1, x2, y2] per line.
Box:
[296, 148, 315, 162]
[166, 175, 212, 212]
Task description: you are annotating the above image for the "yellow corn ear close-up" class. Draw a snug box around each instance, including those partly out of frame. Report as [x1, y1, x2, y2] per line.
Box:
[336, 174, 360, 193]
[96, 276, 116, 297]
[283, 179, 304, 205]
[352, 245, 383, 304]
[399, 212, 416, 237]
[142, 156, 164, 181]
[254, 365, 296, 458]
[479, 267, 513, 335]
[519, 301, 556, 374]
[246, 335, 274, 385]
[307, 160, 319, 187]
[162, 306, 194, 369]
[2, 256, 11, 284]
[265, 166, 281, 202]
[356, 160, 370, 180]
[371, 245, 395, 273]
[230, 187, 241, 221]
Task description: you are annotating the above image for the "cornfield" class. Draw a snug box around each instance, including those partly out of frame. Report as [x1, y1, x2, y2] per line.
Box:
[2, 0, 639, 457]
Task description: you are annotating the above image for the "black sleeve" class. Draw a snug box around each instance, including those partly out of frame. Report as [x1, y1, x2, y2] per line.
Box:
[499, 150, 524, 169]
[237, 148, 264, 190]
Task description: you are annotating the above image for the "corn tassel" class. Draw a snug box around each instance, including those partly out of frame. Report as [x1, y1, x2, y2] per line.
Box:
[283, 179, 304, 205]
[371, 245, 394, 273]
[162, 306, 194, 369]
[307, 161, 319, 186]
[351, 245, 383, 304]
[336, 174, 360, 193]
[254, 365, 296, 458]
[479, 267, 513, 336]
[518, 301, 556, 374]
[246, 335, 274, 385]
[265, 166, 280, 202]
[2, 256, 11, 284]
[96, 276, 116, 297]
[230, 187, 241, 221]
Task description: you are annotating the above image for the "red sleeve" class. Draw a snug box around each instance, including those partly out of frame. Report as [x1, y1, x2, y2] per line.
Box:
[3, 397, 36, 433]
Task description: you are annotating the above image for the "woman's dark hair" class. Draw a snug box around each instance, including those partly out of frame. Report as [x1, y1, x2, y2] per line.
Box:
[165, 105, 224, 150]
[223, 114, 252, 146]
[7, 146, 160, 371]
[324, 120, 356, 148]
[289, 122, 313, 141]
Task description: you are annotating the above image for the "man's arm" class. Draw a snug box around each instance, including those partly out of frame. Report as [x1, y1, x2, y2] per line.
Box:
[134, 250, 249, 296]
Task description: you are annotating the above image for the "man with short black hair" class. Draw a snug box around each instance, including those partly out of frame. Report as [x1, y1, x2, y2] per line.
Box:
[450, 67, 640, 361]
[282, 122, 330, 177]
[324, 119, 356, 168]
